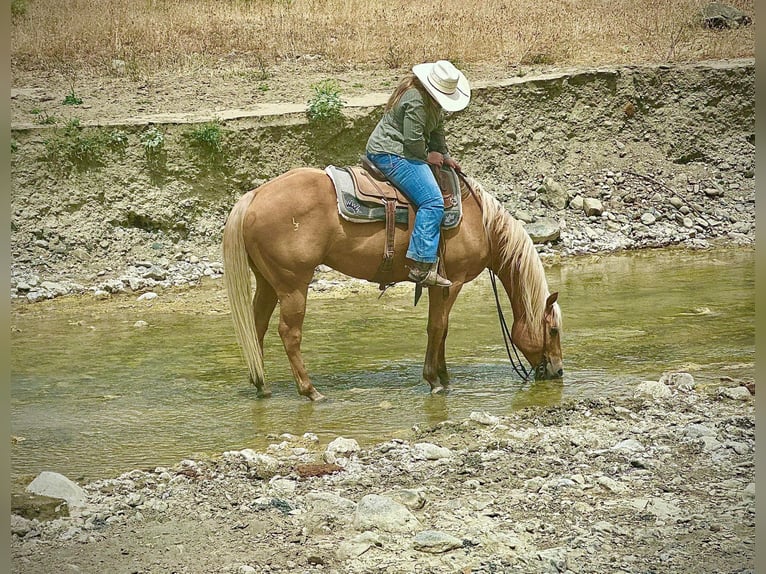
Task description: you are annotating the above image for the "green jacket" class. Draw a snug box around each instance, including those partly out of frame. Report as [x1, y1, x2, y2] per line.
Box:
[366, 87, 450, 162]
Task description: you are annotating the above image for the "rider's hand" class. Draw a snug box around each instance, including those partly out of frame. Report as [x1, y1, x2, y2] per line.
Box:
[427, 151, 444, 167]
[444, 157, 461, 171]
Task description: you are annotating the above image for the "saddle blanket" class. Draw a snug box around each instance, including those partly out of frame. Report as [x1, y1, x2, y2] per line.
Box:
[325, 165, 463, 229]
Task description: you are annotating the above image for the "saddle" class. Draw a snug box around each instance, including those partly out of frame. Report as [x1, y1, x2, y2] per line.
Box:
[325, 158, 464, 287]
[352, 155, 459, 210]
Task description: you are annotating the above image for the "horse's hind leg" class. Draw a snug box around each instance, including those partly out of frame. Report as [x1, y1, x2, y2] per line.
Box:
[277, 286, 325, 401]
[251, 269, 278, 397]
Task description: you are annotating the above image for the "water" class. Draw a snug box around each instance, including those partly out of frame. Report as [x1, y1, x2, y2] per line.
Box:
[10, 248, 754, 487]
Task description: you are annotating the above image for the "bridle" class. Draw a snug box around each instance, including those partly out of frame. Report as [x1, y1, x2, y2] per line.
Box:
[457, 169, 549, 381]
[488, 268, 548, 382]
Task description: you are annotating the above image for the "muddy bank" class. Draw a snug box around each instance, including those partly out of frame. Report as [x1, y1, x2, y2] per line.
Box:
[11, 382, 755, 574]
[10, 59, 755, 301]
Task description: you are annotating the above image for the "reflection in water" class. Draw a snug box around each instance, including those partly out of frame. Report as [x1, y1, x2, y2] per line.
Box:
[511, 379, 565, 411]
[10, 248, 754, 486]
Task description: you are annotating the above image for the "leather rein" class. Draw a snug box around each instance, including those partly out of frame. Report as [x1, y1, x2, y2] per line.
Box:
[458, 170, 546, 382]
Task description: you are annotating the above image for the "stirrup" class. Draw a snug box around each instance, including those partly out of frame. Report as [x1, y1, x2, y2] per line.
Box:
[408, 268, 452, 287]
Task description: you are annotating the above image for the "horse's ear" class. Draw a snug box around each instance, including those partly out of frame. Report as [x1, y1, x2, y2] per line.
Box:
[546, 292, 559, 308]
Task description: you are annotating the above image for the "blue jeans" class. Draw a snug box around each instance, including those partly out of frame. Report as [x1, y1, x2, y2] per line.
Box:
[366, 153, 444, 263]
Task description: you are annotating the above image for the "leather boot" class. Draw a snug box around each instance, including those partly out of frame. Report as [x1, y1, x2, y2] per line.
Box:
[408, 259, 452, 287]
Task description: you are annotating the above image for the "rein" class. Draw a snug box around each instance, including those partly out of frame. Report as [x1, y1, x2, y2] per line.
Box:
[457, 169, 542, 382]
[487, 269, 533, 381]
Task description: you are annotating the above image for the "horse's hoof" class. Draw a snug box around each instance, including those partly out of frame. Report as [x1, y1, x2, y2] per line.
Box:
[257, 389, 272, 398]
[307, 390, 326, 402]
[430, 386, 446, 395]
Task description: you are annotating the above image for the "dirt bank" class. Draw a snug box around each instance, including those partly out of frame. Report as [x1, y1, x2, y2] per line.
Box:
[10, 59, 755, 302]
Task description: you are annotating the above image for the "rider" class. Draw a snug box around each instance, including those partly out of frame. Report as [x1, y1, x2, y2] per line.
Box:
[366, 60, 471, 287]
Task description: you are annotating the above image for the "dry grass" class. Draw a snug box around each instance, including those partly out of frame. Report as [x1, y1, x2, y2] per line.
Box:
[11, 0, 755, 77]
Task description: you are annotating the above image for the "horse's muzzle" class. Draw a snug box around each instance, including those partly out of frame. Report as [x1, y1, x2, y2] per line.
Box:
[535, 364, 564, 380]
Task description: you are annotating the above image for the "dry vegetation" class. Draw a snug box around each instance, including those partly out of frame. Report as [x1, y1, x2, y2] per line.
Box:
[11, 0, 755, 79]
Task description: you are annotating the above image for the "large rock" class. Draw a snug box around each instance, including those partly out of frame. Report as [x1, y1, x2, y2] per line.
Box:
[702, 2, 751, 29]
[536, 177, 568, 210]
[353, 494, 420, 533]
[582, 198, 604, 217]
[413, 530, 464, 553]
[524, 218, 561, 243]
[26, 471, 86, 509]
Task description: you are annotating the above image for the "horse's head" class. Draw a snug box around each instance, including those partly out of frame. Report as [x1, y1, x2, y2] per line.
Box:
[512, 292, 563, 380]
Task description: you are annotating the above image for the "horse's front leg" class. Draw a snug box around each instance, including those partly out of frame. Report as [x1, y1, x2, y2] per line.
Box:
[424, 284, 463, 394]
[277, 287, 325, 401]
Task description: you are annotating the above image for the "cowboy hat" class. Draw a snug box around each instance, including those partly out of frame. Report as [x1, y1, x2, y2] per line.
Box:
[412, 60, 471, 112]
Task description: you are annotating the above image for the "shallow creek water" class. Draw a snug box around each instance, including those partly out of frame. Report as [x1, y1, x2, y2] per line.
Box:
[10, 248, 754, 488]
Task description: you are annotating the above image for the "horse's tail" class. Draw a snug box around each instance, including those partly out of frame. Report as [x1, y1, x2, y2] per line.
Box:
[222, 190, 264, 386]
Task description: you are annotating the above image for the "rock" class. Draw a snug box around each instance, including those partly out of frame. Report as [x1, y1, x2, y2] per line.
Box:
[631, 497, 682, 520]
[26, 471, 86, 510]
[597, 475, 628, 494]
[224, 449, 280, 478]
[412, 442, 452, 460]
[525, 218, 560, 243]
[640, 212, 657, 225]
[325, 437, 360, 457]
[336, 532, 383, 560]
[137, 292, 158, 301]
[412, 530, 464, 553]
[702, 2, 752, 29]
[634, 380, 672, 399]
[536, 177, 568, 210]
[384, 488, 426, 511]
[582, 197, 603, 216]
[719, 386, 752, 401]
[515, 209, 535, 223]
[683, 423, 716, 439]
[659, 371, 696, 391]
[11, 492, 70, 522]
[470, 411, 500, 425]
[611, 438, 645, 453]
[304, 492, 357, 534]
[10, 514, 35, 537]
[133, 320, 149, 328]
[568, 195, 584, 211]
[353, 494, 420, 533]
[268, 477, 296, 497]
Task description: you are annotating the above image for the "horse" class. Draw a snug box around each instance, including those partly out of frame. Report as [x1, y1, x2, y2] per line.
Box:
[222, 167, 563, 401]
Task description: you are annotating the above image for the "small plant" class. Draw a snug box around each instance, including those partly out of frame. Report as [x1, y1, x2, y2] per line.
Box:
[258, 83, 270, 92]
[11, 0, 27, 18]
[306, 79, 344, 122]
[108, 129, 129, 148]
[43, 118, 111, 173]
[63, 88, 83, 106]
[141, 127, 165, 158]
[30, 109, 58, 125]
[185, 121, 224, 154]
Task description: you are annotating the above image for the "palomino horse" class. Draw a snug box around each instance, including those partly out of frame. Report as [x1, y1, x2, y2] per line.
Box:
[222, 167, 563, 400]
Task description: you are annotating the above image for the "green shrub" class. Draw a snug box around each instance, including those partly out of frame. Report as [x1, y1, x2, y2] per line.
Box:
[63, 89, 83, 106]
[306, 79, 344, 122]
[141, 127, 165, 158]
[43, 118, 111, 172]
[11, 0, 27, 18]
[185, 121, 224, 154]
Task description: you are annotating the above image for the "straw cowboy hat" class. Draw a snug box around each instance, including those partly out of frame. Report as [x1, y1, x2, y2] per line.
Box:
[412, 60, 471, 112]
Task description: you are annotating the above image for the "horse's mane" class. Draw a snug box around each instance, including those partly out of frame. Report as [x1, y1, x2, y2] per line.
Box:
[467, 176, 552, 331]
